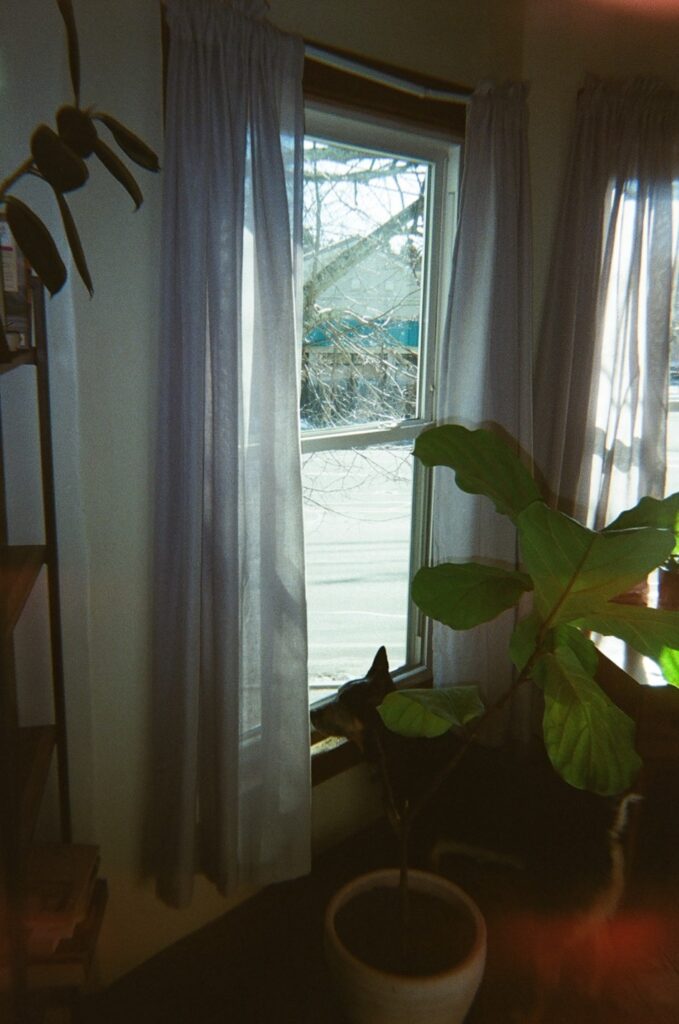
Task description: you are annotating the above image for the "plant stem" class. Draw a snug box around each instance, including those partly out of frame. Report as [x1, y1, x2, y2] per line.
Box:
[408, 663, 533, 828]
[399, 804, 411, 970]
[0, 158, 34, 201]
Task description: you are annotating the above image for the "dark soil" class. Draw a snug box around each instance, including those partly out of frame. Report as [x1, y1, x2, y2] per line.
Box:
[334, 886, 476, 977]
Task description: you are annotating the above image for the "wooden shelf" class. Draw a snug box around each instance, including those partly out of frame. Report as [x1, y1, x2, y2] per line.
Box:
[26, 879, 109, 991]
[0, 349, 36, 376]
[18, 726, 56, 848]
[0, 545, 47, 640]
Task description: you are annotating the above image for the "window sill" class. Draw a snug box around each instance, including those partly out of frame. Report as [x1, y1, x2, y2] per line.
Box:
[310, 664, 433, 786]
[311, 735, 362, 786]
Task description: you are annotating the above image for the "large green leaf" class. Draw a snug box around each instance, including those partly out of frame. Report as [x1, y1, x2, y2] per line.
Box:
[551, 624, 600, 676]
[605, 493, 679, 555]
[518, 503, 674, 624]
[414, 425, 542, 520]
[660, 647, 679, 686]
[378, 686, 484, 738]
[533, 648, 641, 795]
[509, 612, 542, 671]
[412, 562, 532, 630]
[575, 604, 679, 685]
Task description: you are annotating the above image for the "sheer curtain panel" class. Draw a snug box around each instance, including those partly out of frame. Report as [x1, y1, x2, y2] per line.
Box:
[433, 83, 534, 745]
[534, 78, 679, 524]
[150, 0, 310, 907]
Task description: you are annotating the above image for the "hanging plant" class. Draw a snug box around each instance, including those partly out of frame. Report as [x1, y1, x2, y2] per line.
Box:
[0, 0, 159, 358]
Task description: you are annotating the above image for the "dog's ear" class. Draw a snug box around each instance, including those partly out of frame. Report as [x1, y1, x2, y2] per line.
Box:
[366, 646, 395, 698]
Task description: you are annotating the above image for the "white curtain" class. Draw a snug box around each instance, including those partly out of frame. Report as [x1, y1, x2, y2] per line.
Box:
[535, 78, 679, 525]
[150, 0, 310, 907]
[432, 83, 534, 745]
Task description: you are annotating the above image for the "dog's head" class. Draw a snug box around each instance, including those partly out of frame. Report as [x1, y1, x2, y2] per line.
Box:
[310, 646, 395, 755]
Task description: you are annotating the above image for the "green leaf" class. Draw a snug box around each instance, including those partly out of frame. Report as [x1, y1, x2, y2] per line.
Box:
[31, 124, 88, 193]
[378, 686, 484, 738]
[659, 647, 679, 686]
[509, 612, 541, 671]
[56, 105, 98, 158]
[575, 604, 679, 684]
[533, 648, 641, 796]
[604, 493, 679, 556]
[552, 624, 600, 676]
[5, 197, 66, 296]
[518, 503, 674, 624]
[94, 113, 160, 172]
[414, 425, 542, 520]
[93, 138, 143, 209]
[412, 562, 532, 630]
[56, 0, 81, 106]
[53, 191, 93, 296]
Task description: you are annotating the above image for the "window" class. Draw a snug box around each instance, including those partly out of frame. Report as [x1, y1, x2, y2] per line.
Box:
[588, 178, 679, 685]
[302, 105, 459, 701]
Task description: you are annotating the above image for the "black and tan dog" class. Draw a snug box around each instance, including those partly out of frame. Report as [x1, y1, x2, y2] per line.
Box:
[310, 646, 395, 760]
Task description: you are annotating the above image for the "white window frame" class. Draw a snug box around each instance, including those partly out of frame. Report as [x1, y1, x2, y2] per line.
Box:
[302, 102, 460, 692]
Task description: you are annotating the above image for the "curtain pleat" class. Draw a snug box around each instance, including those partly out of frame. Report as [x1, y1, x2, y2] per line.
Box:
[432, 82, 535, 747]
[149, 0, 310, 907]
[534, 78, 679, 525]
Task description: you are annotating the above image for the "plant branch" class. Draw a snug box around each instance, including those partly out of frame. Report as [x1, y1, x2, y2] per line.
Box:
[0, 158, 35, 201]
[407, 663, 534, 829]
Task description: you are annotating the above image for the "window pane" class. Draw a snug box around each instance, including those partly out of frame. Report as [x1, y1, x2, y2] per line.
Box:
[303, 443, 413, 696]
[302, 138, 429, 430]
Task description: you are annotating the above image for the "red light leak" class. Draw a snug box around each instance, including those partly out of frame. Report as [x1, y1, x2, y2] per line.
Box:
[494, 910, 672, 989]
[586, 0, 679, 14]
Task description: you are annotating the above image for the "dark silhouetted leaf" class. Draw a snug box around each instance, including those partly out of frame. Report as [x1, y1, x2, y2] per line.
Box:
[5, 197, 66, 296]
[53, 191, 93, 296]
[93, 138, 143, 209]
[31, 125, 88, 193]
[94, 113, 160, 172]
[56, 105, 98, 158]
[57, 0, 80, 105]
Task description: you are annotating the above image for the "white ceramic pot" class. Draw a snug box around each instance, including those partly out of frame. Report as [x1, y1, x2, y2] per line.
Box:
[324, 868, 486, 1024]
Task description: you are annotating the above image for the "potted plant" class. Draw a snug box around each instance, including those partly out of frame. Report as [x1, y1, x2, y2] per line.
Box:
[322, 423, 679, 1024]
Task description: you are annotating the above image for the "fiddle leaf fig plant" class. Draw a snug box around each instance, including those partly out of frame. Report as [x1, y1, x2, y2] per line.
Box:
[0, 0, 159, 359]
[379, 424, 679, 799]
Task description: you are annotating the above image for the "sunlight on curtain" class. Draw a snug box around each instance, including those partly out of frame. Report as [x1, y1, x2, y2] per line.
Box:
[585, 179, 678, 529]
[149, 0, 310, 907]
[432, 82, 534, 746]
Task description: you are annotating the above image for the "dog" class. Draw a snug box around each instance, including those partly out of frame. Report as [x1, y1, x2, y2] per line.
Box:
[311, 648, 643, 1021]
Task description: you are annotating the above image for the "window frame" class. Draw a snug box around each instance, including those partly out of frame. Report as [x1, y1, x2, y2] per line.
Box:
[302, 104, 459, 693]
[302, 59, 466, 777]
